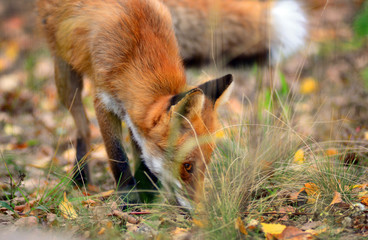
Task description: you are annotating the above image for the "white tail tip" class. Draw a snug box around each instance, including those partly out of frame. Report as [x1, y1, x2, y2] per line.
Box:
[271, 0, 308, 62]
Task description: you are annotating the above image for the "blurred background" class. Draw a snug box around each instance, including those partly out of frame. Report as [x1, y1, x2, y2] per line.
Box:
[0, 0, 368, 238]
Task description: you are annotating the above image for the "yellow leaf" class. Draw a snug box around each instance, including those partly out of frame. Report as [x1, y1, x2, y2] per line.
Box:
[358, 191, 368, 198]
[364, 131, 368, 141]
[97, 227, 106, 235]
[59, 192, 78, 219]
[192, 218, 206, 228]
[300, 77, 318, 94]
[171, 227, 188, 237]
[5, 42, 19, 61]
[329, 191, 343, 205]
[99, 189, 115, 198]
[235, 217, 248, 235]
[215, 129, 225, 139]
[261, 223, 286, 237]
[353, 184, 368, 190]
[326, 148, 338, 156]
[294, 149, 305, 164]
[361, 197, 368, 207]
[304, 182, 320, 204]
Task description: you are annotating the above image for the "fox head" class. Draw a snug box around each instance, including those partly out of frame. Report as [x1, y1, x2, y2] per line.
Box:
[130, 74, 233, 208]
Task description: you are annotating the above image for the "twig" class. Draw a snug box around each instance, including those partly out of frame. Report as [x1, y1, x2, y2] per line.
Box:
[240, 212, 314, 216]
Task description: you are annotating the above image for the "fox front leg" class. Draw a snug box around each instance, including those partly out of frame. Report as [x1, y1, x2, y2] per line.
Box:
[94, 97, 140, 204]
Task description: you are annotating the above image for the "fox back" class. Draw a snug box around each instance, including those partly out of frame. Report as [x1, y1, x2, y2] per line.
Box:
[38, 0, 233, 207]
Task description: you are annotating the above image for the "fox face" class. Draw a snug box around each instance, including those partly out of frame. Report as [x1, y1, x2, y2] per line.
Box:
[124, 74, 233, 207]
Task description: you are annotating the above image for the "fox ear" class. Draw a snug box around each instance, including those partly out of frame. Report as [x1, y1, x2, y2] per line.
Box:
[169, 88, 204, 120]
[197, 74, 233, 107]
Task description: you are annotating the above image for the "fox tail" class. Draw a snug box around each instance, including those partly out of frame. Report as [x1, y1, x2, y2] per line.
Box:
[270, 0, 308, 62]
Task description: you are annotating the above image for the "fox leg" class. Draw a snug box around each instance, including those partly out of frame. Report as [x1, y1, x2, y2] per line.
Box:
[129, 130, 159, 203]
[54, 56, 91, 186]
[94, 98, 140, 203]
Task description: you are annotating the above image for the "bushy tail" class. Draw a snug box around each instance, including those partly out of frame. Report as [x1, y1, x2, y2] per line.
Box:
[269, 0, 308, 62]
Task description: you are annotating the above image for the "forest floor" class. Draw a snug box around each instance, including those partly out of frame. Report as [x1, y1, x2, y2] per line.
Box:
[1, 0, 368, 239]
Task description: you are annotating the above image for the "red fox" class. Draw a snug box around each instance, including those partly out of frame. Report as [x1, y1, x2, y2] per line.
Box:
[161, 0, 308, 66]
[37, 0, 233, 207]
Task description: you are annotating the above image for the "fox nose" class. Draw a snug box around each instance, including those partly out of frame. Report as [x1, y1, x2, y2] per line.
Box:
[175, 191, 193, 211]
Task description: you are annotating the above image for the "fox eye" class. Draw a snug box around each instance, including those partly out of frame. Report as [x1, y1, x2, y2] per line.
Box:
[183, 163, 193, 173]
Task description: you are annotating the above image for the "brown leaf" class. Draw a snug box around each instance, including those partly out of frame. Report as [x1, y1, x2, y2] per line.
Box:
[82, 199, 97, 207]
[329, 191, 343, 206]
[279, 226, 312, 240]
[87, 184, 100, 193]
[235, 217, 248, 235]
[10, 142, 28, 150]
[22, 202, 31, 215]
[300, 221, 322, 231]
[110, 210, 139, 224]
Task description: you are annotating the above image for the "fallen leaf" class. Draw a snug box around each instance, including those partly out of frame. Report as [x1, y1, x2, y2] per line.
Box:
[82, 199, 97, 207]
[294, 149, 305, 164]
[99, 189, 115, 199]
[326, 148, 338, 156]
[215, 129, 226, 139]
[364, 131, 368, 141]
[14, 200, 37, 212]
[28, 156, 59, 169]
[305, 227, 328, 236]
[358, 191, 368, 199]
[235, 217, 248, 235]
[279, 226, 311, 240]
[301, 221, 322, 231]
[10, 142, 28, 150]
[353, 184, 368, 190]
[304, 183, 320, 204]
[110, 210, 139, 224]
[171, 227, 189, 239]
[97, 227, 106, 235]
[247, 219, 259, 230]
[329, 191, 343, 205]
[22, 202, 31, 215]
[261, 223, 286, 238]
[300, 77, 318, 95]
[62, 148, 76, 163]
[0, 183, 7, 190]
[59, 192, 78, 219]
[360, 195, 368, 206]
[192, 218, 206, 228]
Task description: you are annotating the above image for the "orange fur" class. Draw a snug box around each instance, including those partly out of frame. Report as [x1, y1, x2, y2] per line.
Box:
[38, 0, 233, 205]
